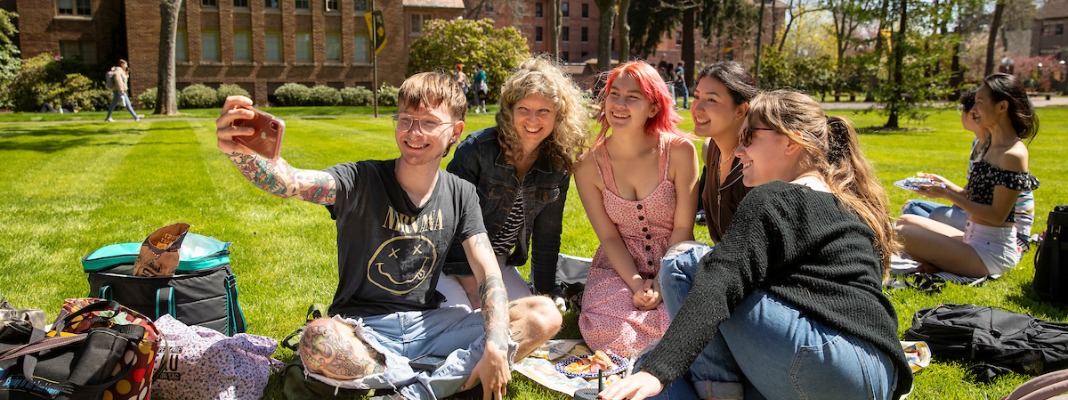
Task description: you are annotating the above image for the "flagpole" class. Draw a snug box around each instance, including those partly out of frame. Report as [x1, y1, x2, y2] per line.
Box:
[371, 0, 378, 118]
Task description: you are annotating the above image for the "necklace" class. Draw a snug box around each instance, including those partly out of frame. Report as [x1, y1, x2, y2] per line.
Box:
[713, 155, 744, 238]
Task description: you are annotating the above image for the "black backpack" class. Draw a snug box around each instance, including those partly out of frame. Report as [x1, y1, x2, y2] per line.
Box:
[1034, 205, 1068, 304]
[903, 304, 1068, 382]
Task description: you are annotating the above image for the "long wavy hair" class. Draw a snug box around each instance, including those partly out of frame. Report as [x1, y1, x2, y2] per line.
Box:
[982, 73, 1039, 141]
[496, 56, 590, 173]
[746, 90, 898, 275]
[594, 61, 684, 142]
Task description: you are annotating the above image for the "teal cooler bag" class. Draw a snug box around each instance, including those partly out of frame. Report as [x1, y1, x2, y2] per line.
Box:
[82, 233, 247, 336]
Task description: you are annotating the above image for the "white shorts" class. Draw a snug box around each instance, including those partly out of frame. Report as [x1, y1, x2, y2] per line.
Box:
[963, 221, 1020, 276]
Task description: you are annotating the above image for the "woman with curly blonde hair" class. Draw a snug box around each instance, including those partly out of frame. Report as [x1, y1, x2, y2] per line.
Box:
[439, 56, 589, 309]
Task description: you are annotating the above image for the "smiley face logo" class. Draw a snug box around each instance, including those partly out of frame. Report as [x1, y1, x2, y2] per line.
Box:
[367, 235, 437, 295]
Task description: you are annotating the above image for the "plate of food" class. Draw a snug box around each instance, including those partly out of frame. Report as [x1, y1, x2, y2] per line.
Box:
[554, 350, 629, 379]
[894, 176, 945, 191]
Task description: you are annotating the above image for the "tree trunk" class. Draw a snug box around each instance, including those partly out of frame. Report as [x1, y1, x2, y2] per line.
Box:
[886, 0, 907, 129]
[985, 0, 1006, 77]
[595, 0, 616, 72]
[156, 0, 182, 115]
[754, 0, 767, 77]
[549, 0, 560, 59]
[617, 0, 631, 62]
[683, 7, 695, 89]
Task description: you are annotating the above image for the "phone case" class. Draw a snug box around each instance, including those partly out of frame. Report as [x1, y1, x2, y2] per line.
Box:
[409, 354, 447, 371]
[233, 108, 284, 160]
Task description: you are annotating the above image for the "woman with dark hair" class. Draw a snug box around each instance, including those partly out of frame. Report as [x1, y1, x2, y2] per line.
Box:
[896, 73, 1040, 278]
[600, 89, 911, 400]
[900, 88, 1037, 256]
[439, 56, 589, 309]
[573, 61, 698, 357]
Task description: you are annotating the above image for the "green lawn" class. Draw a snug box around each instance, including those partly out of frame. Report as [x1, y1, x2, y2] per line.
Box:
[0, 104, 1064, 399]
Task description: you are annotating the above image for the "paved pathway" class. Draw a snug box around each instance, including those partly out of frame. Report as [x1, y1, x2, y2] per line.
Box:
[820, 95, 1068, 110]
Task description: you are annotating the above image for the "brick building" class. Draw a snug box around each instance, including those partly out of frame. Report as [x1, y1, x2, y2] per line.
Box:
[1032, 0, 1068, 58]
[6, 0, 463, 106]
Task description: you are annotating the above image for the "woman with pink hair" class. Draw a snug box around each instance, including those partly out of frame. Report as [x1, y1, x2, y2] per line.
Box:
[574, 61, 699, 357]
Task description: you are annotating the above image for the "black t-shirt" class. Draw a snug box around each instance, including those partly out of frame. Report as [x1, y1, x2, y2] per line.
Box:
[324, 160, 486, 317]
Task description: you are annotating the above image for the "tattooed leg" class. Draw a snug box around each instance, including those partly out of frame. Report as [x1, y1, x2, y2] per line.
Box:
[299, 318, 385, 380]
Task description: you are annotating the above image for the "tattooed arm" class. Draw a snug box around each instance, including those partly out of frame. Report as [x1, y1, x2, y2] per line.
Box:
[461, 232, 512, 399]
[216, 95, 336, 205]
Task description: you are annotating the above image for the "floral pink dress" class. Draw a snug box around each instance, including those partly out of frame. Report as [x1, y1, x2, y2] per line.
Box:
[579, 133, 678, 357]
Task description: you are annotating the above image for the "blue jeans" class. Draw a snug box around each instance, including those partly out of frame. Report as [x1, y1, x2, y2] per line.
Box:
[106, 90, 138, 120]
[648, 246, 899, 399]
[900, 199, 967, 231]
[336, 307, 516, 399]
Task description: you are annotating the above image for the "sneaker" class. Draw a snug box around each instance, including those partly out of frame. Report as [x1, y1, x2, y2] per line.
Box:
[695, 210, 707, 225]
[104, 118, 115, 122]
[135, 115, 144, 121]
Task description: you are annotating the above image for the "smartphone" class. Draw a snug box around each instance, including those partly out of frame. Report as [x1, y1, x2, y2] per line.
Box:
[409, 354, 447, 372]
[232, 107, 285, 161]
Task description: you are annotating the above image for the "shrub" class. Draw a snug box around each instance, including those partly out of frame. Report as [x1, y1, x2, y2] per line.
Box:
[85, 89, 112, 112]
[178, 84, 218, 109]
[43, 73, 96, 111]
[340, 87, 373, 106]
[216, 84, 250, 106]
[308, 85, 342, 106]
[138, 87, 158, 111]
[273, 83, 311, 106]
[377, 83, 399, 107]
[5, 53, 64, 111]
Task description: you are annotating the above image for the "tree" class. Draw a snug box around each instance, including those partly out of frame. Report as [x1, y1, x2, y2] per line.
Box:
[156, 0, 182, 115]
[594, 0, 616, 72]
[617, 0, 632, 63]
[549, 0, 561, 59]
[984, 0, 1006, 77]
[0, 9, 21, 109]
[407, 18, 528, 103]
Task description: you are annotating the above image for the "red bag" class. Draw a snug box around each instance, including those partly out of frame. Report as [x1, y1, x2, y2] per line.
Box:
[54, 298, 162, 400]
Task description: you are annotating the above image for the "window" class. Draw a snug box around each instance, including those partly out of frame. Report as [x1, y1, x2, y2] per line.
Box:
[59, 41, 96, 63]
[562, 26, 569, 42]
[177, 30, 188, 61]
[562, 51, 569, 61]
[535, 27, 543, 42]
[676, 31, 682, 45]
[202, 31, 220, 61]
[535, 2, 543, 18]
[1059, 23, 1065, 35]
[485, 3, 494, 12]
[295, 0, 309, 9]
[582, 3, 588, 18]
[326, 32, 341, 61]
[57, 0, 91, 16]
[265, 31, 282, 62]
[411, 13, 431, 34]
[296, 31, 312, 62]
[354, 0, 368, 11]
[562, 2, 569, 17]
[265, 0, 279, 8]
[326, 0, 339, 11]
[234, 31, 252, 61]
[233, 0, 248, 7]
[354, 34, 370, 63]
[202, 0, 217, 6]
[581, 27, 588, 42]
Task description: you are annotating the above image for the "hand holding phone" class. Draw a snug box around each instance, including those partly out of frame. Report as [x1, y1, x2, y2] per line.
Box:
[232, 107, 285, 160]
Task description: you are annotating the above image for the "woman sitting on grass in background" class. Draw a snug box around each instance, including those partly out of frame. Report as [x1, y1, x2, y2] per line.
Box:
[899, 88, 1037, 261]
[573, 61, 698, 357]
[600, 90, 912, 400]
[438, 56, 589, 309]
[896, 73, 1040, 279]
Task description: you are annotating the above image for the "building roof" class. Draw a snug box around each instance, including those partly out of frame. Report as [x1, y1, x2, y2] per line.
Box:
[402, 0, 464, 9]
[1037, 0, 1068, 20]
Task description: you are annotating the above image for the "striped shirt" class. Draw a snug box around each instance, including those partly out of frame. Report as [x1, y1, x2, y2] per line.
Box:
[491, 189, 525, 256]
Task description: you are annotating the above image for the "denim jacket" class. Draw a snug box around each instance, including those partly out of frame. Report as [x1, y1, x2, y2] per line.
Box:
[443, 126, 570, 295]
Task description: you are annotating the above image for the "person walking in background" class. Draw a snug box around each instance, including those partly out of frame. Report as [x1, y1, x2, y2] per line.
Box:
[896, 73, 1040, 279]
[453, 63, 470, 107]
[574, 61, 699, 357]
[439, 56, 589, 311]
[473, 63, 488, 114]
[675, 63, 689, 109]
[105, 59, 142, 122]
[601, 90, 911, 400]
